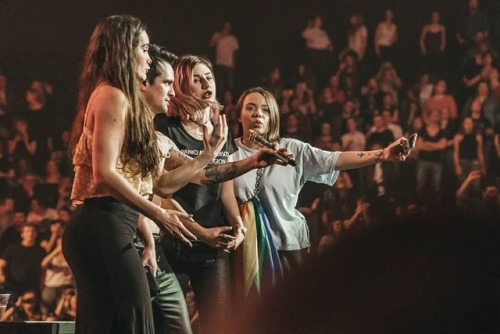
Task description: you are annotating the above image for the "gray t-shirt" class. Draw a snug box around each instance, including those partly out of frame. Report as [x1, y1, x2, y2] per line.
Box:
[231, 137, 340, 251]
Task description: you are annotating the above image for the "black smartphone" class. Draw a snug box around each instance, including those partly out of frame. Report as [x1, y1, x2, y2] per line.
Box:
[408, 133, 418, 149]
[144, 266, 160, 300]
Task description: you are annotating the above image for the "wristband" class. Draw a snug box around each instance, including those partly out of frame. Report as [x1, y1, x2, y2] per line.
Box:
[237, 223, 247, 236]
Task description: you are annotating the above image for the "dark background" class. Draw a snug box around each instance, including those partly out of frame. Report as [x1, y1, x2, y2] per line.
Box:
[1, 0, 500, 125]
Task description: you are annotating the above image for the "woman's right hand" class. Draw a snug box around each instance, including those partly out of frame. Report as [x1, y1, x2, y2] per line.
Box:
[156, 208, 197, 246]
[253, 145, 293, 168]
[202, 113, 228, 159]
[199, 226, 235, 251]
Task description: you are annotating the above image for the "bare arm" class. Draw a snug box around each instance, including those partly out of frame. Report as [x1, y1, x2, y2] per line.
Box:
[161, 145, 282, 189]
[41, 245, 61, 269]
[419, 25, 427, 54]
[440, 25, 446, 51]
[359, 27, 367, 58]
[89, 88, 195, 243]
[453, 134, 462, 174]
[136, 217, 157, 274]
[374, 24, 382, 54]
[335, 137, 410, 171]
[456, 170, 481, 199]
[220, 157, 245, 249]
[495, 133, 500, 158]
[476, 134, 485, 172]
[209, 32, 220, 48]
[0, 258, 6, 284]
[0, 304, 15, 321]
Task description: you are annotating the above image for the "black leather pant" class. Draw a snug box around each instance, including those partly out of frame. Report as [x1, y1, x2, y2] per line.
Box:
[152, 235, 192, 334]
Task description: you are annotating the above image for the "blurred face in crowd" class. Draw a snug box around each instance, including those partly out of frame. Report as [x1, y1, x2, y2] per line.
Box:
[382, 93, 393, 107]
[346, 117, 358, 132]
[412, 116, 423, 131]
[222, 22, 232, 34]
[384, 9, 394, 22]
[333, 220, 343, 235]
[483, 186, 498, 201]
[470, 99, 482, 115]
[21, 225, 37, 246]
[462, 117, 474, 133]
[1, 198, 14, 213]
[435, 80, 447, 94]
[477, 81, 489, 96]
[440, 107, 450, 120]
[428, 109, 440, 124]
[468, 0, 479, 11]
[312, 15, 322, 28]
[57, 209, 71, 223]
[20, 291, 37, 312]
[373, 114, 385, 129]
[431, 11, 440, 24]
[12, 212, 26, 229]
[320, 122, 332, 136]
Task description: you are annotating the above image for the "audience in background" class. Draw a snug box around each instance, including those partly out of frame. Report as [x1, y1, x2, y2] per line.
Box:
[0, 4, 499, 330]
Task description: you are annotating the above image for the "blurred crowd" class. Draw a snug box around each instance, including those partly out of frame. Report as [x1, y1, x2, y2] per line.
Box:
[0, 0, 500, 325]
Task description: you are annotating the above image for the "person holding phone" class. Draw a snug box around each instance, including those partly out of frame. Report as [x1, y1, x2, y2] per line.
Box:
[230, 87, 415, 299]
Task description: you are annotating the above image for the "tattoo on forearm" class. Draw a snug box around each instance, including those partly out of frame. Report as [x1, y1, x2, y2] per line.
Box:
[201, 163, 240, 185]
[356, 150, 384, 163]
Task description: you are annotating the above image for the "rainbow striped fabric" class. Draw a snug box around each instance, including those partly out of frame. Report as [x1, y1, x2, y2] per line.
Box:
[239, 196, 283, 299]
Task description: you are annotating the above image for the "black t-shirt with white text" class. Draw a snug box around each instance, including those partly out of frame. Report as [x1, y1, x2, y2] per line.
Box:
[154, 115, 238, 228]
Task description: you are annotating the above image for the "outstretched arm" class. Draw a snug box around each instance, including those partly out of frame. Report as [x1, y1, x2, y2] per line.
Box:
[158, 145, 283, 193]
[90, 88, 195, 244]
[335, 137, 411, 171]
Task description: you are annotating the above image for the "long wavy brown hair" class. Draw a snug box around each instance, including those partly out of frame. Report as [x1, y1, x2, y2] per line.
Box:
[168, 54, 222, 120]
[69, 15, 160, 178]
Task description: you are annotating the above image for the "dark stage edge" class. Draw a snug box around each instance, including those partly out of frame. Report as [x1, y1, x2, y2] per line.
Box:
[0, 321, 75, 334]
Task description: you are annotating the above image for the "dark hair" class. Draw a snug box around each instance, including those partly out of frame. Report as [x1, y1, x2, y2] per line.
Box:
[145, 44, 178, 85]
[22, 222, 37, 232]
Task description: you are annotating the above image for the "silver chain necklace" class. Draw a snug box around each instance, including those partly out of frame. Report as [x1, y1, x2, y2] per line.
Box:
[253, 168, 264, 198]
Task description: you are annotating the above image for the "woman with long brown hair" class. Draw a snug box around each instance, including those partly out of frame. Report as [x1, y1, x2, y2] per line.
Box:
[62, 15, 195, 333]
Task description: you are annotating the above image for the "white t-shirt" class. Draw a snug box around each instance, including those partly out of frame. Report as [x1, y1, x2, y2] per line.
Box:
[231, 137, 340, 251]
[375, 23, 397, 47]
[211, 33, 239, 68]
[301, 27, 332, 50]
[348, 26, 368, 59]
[341, 131, 366, 151]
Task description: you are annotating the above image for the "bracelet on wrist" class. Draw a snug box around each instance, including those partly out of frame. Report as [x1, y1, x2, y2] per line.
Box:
[237, 223, 247, 236]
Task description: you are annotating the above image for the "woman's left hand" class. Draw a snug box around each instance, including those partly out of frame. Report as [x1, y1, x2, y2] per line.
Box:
[140, 243, 157, 276]
[384, 136, 415, 162]
[229, 229, 245, 250]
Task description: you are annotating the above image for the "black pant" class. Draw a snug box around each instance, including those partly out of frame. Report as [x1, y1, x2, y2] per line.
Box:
[174, 251, 231, 334]
[62, 197, 154, 334]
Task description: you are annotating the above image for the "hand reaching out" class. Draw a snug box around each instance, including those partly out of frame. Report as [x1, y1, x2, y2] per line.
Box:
[384, 136, 416, 162]
[155, 209, 197, 247]
[202, 111, 228, 159]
